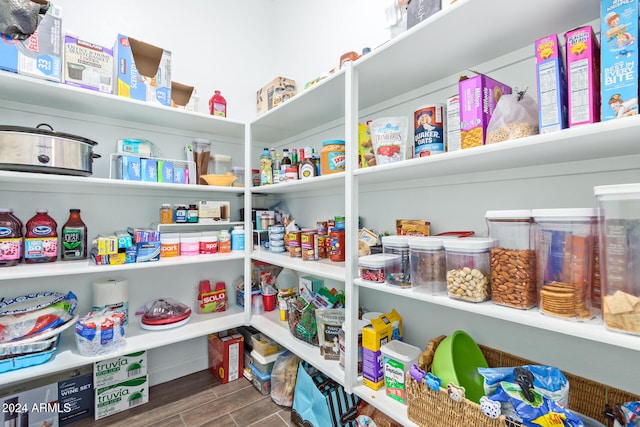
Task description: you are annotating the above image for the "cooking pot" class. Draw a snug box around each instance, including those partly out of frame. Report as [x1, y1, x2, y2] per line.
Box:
[0, 123, 100, 176]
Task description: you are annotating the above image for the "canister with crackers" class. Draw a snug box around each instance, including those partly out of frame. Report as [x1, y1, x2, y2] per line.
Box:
[532, 208, 597, 321]
[595, 183, 640, 336]
[486, 210, 536, 309]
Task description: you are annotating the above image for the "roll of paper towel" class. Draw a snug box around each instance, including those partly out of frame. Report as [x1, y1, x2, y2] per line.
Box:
[92, 278, 129, 326]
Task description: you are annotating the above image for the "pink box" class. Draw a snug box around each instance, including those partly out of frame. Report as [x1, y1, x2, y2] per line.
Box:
[565, 26, 601, 126]
[459, 74, 512, 149]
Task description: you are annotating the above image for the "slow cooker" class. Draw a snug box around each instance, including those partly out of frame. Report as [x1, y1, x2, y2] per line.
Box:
[0, 123, 100, 176]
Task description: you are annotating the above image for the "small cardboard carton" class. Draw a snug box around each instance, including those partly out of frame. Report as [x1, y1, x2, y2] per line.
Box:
[601, 0, 639, 121]
[446, 94, 461, 152]
[113, 34, 171, 106]
[535, 34, 568, 133]
[208, 332, 244, 383]
[94, 375, 149, 420]
[64, 36, 114, 93]
[0, 3, 62, 82]
[93, 351, 147, 388]
[565, 26, 601, 126]
[171, 81, 195, 108]
[256, 76, 296, 114]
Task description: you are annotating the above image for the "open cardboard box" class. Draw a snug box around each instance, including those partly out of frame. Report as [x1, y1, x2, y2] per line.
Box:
[171, 81, 195, 108]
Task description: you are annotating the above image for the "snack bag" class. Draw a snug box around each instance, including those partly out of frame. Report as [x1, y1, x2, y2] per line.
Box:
[486, 92, 539, 144]
[270, 351, 300, 407]
[358, 122, 375, 168]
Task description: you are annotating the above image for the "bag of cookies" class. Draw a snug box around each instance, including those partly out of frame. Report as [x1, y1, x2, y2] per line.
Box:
[486, 90, 539, 144]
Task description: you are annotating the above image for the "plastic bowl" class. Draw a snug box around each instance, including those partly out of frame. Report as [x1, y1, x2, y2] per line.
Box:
[199, 173, 237, 186]
[431, 330, 488, 404]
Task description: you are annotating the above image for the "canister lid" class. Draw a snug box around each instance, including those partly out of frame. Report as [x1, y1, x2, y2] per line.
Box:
[532, 208, 597, 221]
[381, 235, 410, 247]
[594, 183, 640, 199]
[232, 166, 244, 172]
[323, 139, 345, 146]
[180, 232, 202, 242]
[408, 236, 444, 250]
[485, 209, 532, 219]
[160, 233, 180, 242]
[359, 253, 401, 267]
[212, 154, 232, 161]
[443, 237, 496, 251]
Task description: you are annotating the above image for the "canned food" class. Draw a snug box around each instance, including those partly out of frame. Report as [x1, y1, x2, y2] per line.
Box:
[301, 231, 318, 261]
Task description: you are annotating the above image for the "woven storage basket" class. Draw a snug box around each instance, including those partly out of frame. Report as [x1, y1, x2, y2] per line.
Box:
[406, 339, 640, 427]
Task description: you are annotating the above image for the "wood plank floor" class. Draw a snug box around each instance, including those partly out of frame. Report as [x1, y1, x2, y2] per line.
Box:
[69, 370, 293, 427]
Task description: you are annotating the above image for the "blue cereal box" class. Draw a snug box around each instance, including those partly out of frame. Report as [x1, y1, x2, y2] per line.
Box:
[601, 0, 639, 121]
[535, 34, 568, 133]
[141, 158, 157, 182]
[113, 34, 172, 106]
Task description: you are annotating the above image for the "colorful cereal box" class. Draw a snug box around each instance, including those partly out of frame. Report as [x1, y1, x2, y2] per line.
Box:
[459, 74, 512, 149]
[413, 104, 445, 157]
[535, 34, 568, 133]
[565, 26, 601, 126]
[601, 0, 639, 121]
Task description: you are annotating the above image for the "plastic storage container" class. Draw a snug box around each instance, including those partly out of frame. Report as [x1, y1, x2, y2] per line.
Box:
[320, 140, 346, 175]
[250, 333, 283, 357]
[409, 237, 446, 294]
[595, 183, 640, 335]
[179, 232, 201, 256]
[232, 166, 245, 187]
[486, 210, 536, 309]
[249, 349, 282, 374]
[358, 253, 401, 284]
[532, 208, 597, 321]
[444, 237, 496, 302]
[382, 236, 411, 287]
[210, 154, 232, 175]
[381, 340, 421, 404]
[248, 363, 271, 395]
[160, 233, 180, 258]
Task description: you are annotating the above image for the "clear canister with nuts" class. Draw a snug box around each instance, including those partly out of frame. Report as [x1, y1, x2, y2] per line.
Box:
[409, 237, 446, 295]
[382, 235, 411, 287]
[444, 237, 496, 303]
[486, 210, 536, 309]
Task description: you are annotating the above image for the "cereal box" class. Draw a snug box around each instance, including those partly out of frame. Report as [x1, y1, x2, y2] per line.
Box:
[459, 74, 512, 148]
[535, 34, 568, 133]
[446, 94, 461, 151]
[601, 0, 639, 121]
[565, 26, 601, 126]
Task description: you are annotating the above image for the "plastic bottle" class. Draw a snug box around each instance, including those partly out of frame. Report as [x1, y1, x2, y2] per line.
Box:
[209, 90, 227, 117]
[260, 148, 272, 185]
[0, 208, 23, 267]
[231, 226, 245, 251]
[61, 209, 87, 261]
[25, 209, 58, 264]
[299, 147, 317, 179]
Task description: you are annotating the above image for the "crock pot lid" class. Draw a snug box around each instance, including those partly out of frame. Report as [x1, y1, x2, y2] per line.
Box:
[0, 124, 99, 146]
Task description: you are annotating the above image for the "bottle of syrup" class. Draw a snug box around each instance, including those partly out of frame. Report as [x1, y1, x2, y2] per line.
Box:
[25, 209, 58, 264]
[61, 209, 88, 260]
[209, 90, 227, 117]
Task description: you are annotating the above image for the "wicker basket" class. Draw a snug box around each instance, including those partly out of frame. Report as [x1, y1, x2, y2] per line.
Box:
[406, 339, 640, 427]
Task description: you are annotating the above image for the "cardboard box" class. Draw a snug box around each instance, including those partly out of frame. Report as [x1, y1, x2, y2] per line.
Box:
[0, 4, 62, 82]
[299, 276, 323, 297]
[157, 160, 173, 182]
[601, 0, 639, 121]
[171, 81, 195, 108]
[362, 348, 385, 390]
[208, 332, 244, 383]
[459, 74, 512, 148]
[446, 94, 461, 152]
[257, 76, 296, 114]
[565, 26, 601, 126]
[117, 155, 141, 181]
[94, 375, 148, 420]
[113, 34, 171, 106]
[535, 34, 568, 133]
[407, 0, 441, 30]
[58, 370, 94, 425]
[93, 351, 147, 388]
[141, 158, 157, 182]
[64, 36, 114, 93]
[198, 201, 230, 222]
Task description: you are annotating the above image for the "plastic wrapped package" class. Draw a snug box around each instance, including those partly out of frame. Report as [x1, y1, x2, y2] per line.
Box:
[74, 309, 126, 357]
[270, 351, 300, 406]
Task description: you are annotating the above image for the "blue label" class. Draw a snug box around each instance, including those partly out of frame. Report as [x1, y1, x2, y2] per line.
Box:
[0, 227, 12, 237]
[33, 226, 52, 236]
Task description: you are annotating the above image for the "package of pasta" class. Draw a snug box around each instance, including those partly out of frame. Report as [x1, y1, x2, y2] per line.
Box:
[486, 91, 539, 144]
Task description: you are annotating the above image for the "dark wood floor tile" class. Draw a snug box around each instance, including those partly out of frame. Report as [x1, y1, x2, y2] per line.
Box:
[276, 409, 294, 426]
[246, 413, 289, 427]
[192, 414, 238, 427]
[145, 414, 186, 427]
[229, 395, 282, 425]
[210, 377, 254, 397]
[181, 385, 265, 426]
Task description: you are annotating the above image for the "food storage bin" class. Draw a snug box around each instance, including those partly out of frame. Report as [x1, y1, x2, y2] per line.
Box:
[532, 208, 597, 321]
[382, 236, 411, 287]
[250, 349, 282, 374]
[595, 184, 640, 335]
[444, 237, 496, 302]
[409, 237, 446, 294]
[232, 166, 245, 187]
[249, 363, 272, 395]
[210, 154, 232, 175]
[486, 210, 536, 309]
[381, 340, 421, 404]
[358, 253, 401, 284]
[250, 333, 283, 356]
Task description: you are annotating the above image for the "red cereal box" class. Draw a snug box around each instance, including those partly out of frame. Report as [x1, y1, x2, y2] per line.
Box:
[565, 26, 601, 126]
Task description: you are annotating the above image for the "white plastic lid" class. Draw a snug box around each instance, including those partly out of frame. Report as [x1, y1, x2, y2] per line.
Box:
[212, 154, 232, 161]
[381, 235, 410, 247]
[341, 319, 370, 333]
[485, 209, 532, 219]
[443, 237, 496, 251]
[361, 311, 383, 322]
[250, 349, 282, 365]
[380, 340, 421, 362]
[594, 183, 640, 200]
[199, 234, 217, 242]
[232, 166, 245, 172]
[358, 253, 401, 267]
[408, 236, 444, 250]
[180, 232, 202, 242]
[532, 208, 597, 221]
[160, 233, 180, 242]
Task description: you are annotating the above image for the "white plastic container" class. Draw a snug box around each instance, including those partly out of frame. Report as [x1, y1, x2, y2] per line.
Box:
[211, 154, 232, 175]
[231, 226, 245, 251]
[409, 237, 446, 294]
[358, 253, 401, 284]
[160, 232, 180, 258]
[380, 340, 421, 404]
[232, 166, 245, 187]
[444, 237, 496, 302]
[249, 349, 282, 375]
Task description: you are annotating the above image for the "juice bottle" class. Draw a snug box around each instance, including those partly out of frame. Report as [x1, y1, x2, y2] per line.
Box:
[0, 208, 23, 267]
[209, 90, 227, 117]
[260, 148, 272, 185]
[61, 209, 88, 261]
[25, 209, 58, 264]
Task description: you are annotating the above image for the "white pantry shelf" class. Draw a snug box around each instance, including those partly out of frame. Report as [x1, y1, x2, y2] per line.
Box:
[250, 173, 345, 196]
[251, 250, 345, 282]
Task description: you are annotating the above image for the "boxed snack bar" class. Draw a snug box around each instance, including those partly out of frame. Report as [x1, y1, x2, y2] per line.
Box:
[601, 0, 639, 121]
[257, 76, 296, 114]
[64, 36, 113, 93]
[535, 34, 568, 133]
[113, 34, 171, 106]
[565, 26, 601, 126]
[459, 74, 512, 148]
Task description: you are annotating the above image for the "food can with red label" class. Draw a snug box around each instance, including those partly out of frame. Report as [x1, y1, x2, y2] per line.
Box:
[414, 104, 446, 157]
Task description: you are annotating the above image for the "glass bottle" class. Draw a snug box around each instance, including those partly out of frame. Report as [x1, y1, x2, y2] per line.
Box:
[25, 209, 58, 264]
[273, 153, 282, 184]
[62, 209, 88, 261]
[260, 148, 272, 185]
[299, 147, 317, 179]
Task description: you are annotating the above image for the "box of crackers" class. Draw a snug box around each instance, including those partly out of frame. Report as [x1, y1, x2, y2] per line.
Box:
[459, 74, 512, 149]
[564, 26, 601, 126]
